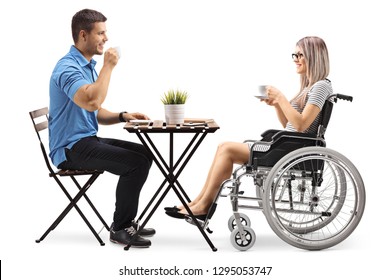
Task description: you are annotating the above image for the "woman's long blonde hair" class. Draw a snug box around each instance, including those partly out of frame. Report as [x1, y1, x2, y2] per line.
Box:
[292, 36, 330, 108]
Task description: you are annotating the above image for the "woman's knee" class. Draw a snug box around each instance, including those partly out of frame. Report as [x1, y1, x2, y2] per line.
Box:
[217, 141, 249, 163]
[217, 141, 235, 155]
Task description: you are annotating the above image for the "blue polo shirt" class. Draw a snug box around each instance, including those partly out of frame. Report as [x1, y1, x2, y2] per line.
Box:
[49, 45, 99, 167]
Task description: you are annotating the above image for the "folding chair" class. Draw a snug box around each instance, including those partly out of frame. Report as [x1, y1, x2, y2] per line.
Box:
[29, 107, 110, 246]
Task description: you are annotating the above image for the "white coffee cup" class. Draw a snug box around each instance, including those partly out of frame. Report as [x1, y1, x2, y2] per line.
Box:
[255, 85, 268, 99]
[114, 46, 121, 59]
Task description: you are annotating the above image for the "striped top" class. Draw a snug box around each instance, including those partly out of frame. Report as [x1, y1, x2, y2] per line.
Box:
[285, 79, 333, 134]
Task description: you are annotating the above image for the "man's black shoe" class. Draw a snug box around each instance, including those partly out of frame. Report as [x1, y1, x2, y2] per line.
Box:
[131, 221, 156, 237]
[110, 222, 156, 237]
[110, 225, 151, 248]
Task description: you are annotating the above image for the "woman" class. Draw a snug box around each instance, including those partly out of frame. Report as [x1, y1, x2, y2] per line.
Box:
[165, 36, 333, 221]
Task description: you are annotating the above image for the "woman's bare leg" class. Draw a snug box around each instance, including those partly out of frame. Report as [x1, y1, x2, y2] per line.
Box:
[179, 141, 249, 215]
[172, 149, 220, 210]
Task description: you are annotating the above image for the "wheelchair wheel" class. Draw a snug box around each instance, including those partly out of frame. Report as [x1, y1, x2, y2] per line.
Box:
[279, 161, 346, 234]
[230, 226, 256, 251]
[228, 213, 251, 232]
[262, 146, 365, 250]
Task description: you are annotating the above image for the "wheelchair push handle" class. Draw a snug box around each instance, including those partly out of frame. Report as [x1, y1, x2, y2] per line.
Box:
[334, 94, 353, 102]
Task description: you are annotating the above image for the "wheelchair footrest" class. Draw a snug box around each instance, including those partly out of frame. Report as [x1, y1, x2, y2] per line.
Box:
[207, 203, 217, 219]
[185, 216, 205, 228]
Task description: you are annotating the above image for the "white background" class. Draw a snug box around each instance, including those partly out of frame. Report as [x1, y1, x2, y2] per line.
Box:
[1, 0, 388, 279]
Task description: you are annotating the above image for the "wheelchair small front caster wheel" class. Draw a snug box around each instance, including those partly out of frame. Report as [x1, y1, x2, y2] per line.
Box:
[230, 226, 256, 251]
[228, 213, 251, 232]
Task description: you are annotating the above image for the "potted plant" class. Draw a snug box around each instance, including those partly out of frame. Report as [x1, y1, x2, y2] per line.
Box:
[161, 89, 189, 124]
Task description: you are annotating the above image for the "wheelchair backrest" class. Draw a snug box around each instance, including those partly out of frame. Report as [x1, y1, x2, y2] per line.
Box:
[317, 99, 333, 139]
[317, 94, 353, 139]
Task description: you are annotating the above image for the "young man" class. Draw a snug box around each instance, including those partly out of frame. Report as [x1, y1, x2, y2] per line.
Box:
[49, 8, 155, 248]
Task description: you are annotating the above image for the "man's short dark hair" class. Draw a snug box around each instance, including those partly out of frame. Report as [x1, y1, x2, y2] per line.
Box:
[71, 9, 107, 43]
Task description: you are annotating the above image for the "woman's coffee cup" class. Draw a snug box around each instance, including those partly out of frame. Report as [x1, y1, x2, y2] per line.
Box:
[255, 85, 268, 99]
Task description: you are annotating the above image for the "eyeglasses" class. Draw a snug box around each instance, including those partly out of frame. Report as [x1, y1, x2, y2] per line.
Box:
[292, 52, 304, 60]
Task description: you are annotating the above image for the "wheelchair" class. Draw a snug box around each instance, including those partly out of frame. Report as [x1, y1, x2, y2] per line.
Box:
[190, 94, 366, 251]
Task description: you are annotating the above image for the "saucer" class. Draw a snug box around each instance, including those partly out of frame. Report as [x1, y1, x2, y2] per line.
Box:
[254, 95, 268, 99]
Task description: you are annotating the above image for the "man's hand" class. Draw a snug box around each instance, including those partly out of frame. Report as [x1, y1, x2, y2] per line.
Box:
[104, 47, 120, 68]
[124, 112, 150, 121]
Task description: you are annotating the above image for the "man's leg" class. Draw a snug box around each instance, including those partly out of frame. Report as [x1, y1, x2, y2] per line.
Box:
[60, 136, 152, 230]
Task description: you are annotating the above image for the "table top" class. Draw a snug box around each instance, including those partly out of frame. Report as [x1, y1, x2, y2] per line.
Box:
[124, 119, 219, 133]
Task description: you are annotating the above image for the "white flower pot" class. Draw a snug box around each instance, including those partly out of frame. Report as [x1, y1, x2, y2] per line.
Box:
[164, 104, 185, 125]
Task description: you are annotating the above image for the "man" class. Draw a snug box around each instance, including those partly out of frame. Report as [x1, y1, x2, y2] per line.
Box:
[49, 8, 155, 248]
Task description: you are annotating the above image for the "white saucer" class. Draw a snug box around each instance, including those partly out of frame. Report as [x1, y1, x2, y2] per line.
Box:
[254, 95, 268, 99]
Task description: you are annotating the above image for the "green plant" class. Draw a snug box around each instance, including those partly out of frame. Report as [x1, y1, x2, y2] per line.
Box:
[161, 89, 189, 105]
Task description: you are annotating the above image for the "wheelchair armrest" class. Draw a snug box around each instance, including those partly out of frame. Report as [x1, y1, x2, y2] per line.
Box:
[271, 130, 317, 142]
[250, 130, 319, 153]
[259, 129, 317, 142]
[260, 129, 282, 141]
[248, 130, 325, 167]
[243, 140, 258, 144]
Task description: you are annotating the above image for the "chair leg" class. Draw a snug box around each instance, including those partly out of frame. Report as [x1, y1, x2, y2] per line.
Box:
[36, 200, 106, 246]
[70, 175, 110, 231]
[36, 174, 106, 246]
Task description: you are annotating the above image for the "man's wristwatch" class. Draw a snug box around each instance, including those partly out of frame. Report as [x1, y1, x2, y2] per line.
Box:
[119, 111, 128, 122]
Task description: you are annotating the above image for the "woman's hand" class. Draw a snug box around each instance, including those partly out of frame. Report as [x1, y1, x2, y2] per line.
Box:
[258, 86, 289, 127]
[261, 86, 285, 106]
[267, 86, 285, 104]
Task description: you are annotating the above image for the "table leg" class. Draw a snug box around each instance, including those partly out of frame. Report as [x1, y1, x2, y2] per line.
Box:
[166, 132, 218, 251]
[136, 132, 198, 221]
[124, 131, 217, 251]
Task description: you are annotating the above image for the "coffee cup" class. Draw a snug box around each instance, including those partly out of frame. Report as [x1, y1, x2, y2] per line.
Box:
[114, 46, 121, 59]
[255, 85, 268, 99]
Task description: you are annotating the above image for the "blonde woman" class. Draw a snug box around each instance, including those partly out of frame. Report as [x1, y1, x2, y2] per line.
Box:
[166, 36, 333, 220]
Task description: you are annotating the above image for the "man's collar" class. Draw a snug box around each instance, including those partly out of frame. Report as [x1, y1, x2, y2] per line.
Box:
[70, 45, 97, 68]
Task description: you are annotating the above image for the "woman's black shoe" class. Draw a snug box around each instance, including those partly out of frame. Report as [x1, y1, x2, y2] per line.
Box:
[164, 206, 180, 212]
[165, 210, 186, 219]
